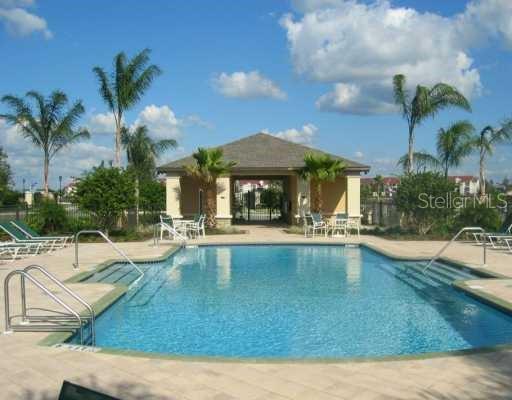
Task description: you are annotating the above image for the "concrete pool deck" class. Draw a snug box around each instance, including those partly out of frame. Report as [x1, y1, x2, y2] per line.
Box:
[1, 226, 512, 399]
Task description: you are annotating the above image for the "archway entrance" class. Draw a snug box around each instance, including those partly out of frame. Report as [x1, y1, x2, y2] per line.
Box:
[232, 177, 290, 224]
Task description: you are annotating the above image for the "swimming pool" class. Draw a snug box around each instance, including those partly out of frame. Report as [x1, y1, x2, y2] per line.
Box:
[77, 245, 512, 359]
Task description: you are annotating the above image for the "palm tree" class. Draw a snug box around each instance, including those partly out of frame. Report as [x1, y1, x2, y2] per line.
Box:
[397, 150, 440, 174]
[0, 91, 89, 195]
[93, 48, 162, 167]
[470, 121, 512, 197]
[436, 120, 474, 178]
[185, 148, 236, 228]
[121, 125, 177, 227]
[299, 153, 345, 213]
[393, 74, 471, 174]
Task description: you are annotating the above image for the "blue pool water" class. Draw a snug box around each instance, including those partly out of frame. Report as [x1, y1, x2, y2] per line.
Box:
[79, 245, 512, 359]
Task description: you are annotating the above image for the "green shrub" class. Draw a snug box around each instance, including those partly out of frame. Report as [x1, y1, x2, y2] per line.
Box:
[27, 200, 68, 234]
[73, 166, 135, 232]
[395, 172, 456, 235]
[456, 202, 502, 232]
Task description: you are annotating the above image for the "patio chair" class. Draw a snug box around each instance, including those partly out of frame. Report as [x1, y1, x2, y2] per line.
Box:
[11, 220, 72, 248]
[304, 213, 327, 237]
[0, 222, 58, 252]
[187, 214, 206, 238]
[159, 214, 188, 240]
[346, 216, 361, 238]
[473, 223, 512, 248]
[331, 213, 348, 237]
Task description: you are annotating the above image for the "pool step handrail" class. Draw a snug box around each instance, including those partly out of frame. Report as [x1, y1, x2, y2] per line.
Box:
[4, 267, 93, 345]
[73, 230, 144, 283]
[153, 222, 187, 246]
[22, 264, 95, 345]
[423, 226, 486, 274]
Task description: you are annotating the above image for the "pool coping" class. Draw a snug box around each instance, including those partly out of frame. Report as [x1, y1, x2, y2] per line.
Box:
[38, 240, 512, 364]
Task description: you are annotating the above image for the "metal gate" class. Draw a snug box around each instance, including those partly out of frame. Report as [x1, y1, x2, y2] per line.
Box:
[234, 189, 286, 223]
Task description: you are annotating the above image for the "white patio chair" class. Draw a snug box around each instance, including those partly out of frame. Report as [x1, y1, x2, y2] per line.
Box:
[159, 214, 188, 240]
[304, 213, 327, 237]
[187, 215, 206, 238]
[346, 216, 361, 238]
[331, 213, 348, 237]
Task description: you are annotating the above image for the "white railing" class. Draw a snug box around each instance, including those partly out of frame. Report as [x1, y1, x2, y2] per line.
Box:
[423, 227, 486, 274]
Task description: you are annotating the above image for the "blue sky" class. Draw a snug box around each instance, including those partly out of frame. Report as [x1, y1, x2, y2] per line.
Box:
[1, 0, 512, 190]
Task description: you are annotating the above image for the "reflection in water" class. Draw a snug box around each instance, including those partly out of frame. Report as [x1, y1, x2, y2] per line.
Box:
[216, 247, 232, 289]
[345, 247, 362, 287]
[168, 266, 181, 283]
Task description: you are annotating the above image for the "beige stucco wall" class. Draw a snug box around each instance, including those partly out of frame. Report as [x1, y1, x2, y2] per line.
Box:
[346, 175, 361, 217]
[216, 176, 231, 219]
[318, 176, 347, 216]
[165, 176, 182, 217]
[179, 176, 200, 217]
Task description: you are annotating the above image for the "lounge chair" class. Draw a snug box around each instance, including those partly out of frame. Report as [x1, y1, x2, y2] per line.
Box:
[346, 216, 361, 238]
[11, 220, 72, 248]
[0, 241, 43, 262]
[304, 213, 327, 237]
[0, 222, 59, 252]
[473, 223, 512, 248]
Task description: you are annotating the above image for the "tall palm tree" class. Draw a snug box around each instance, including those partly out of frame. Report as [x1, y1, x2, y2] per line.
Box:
[471, 121, 512, 197]
[93, 48, 161, 167]
[299, 153, 345, 213]
[436, 120, 474, 178]
[185, 148, 236, 228]
[393, 74, 471, 174]
[397, 150, 440, 174]
[1, 91, 89, 195]
[121, 125, 177, 227]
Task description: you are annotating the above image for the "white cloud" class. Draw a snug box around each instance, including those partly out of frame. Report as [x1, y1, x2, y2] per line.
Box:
[212, 71, 287, 100]
[87, 112, 117, 135]
[281, 0, 512, 115]
[315, 83, 397, 115]
[354, 151, 364, 159]
[264, 123, 318, 145]
[0, 4, 52, 39]
[131, 104, 182, 140]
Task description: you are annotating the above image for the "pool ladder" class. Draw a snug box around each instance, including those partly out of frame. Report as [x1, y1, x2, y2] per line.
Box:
[423, 226, 487, 274]
[4, 264, 95, 345]
[73, 230, 144, 285]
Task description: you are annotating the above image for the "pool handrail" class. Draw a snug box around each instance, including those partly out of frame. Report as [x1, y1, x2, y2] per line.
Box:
[423, 226, 486, 274]
[23, 264, 95, 345]
[73, 230, 144, 284]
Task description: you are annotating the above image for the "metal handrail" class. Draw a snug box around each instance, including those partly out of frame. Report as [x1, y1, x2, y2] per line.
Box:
[73, 230, 144, 281]
[423, 226, 486, 274]
[22, 264, 95, 345]
[154, 222, 187, 244]
[4, 270, 85, 344]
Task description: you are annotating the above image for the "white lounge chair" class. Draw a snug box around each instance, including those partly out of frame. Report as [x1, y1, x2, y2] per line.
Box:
[346, 216, 361, 238]
[186, 215, 206, 238]
[331, 213, 348, 237]
[473, 224, 512, 248]
[159, 215, 188, 241]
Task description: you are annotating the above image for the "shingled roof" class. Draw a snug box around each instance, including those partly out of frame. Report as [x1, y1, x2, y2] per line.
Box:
[157, 132, 370, 174]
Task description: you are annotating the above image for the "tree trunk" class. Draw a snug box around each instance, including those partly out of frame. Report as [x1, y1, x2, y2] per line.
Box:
[135, 177, 140, 230]
[311, 179, 322, 213]
[114, 114, 122, 168]
[43, 154, 49, 196]
[204, 182, 217, 228]
[479, 151, 486, 198]
[407, 126, 414, 174]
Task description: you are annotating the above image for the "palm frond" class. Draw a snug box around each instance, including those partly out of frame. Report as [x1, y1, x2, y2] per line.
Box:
[392, 74, 409, 119]
[92, 66, 115, 111]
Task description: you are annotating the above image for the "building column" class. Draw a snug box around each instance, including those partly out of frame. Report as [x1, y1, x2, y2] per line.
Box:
[165, 175, 182, 218]
[346, 175, 361, 217]
[295, 177, 310, 220]
[216, 176, 232, 227]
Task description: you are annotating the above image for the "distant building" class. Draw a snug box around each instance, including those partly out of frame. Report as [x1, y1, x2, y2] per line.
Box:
[449, 176, 480, 196]
[361, 177, 400, 197]
[362, 175, 480, 197]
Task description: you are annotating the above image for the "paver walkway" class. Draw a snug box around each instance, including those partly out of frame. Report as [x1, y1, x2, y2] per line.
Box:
[1, 226, 512, 399]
